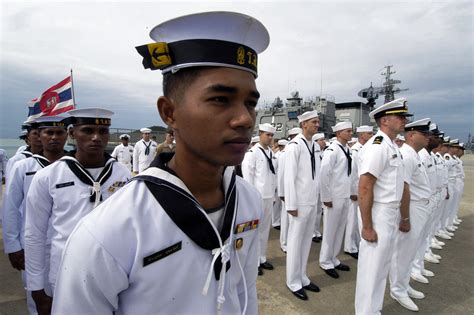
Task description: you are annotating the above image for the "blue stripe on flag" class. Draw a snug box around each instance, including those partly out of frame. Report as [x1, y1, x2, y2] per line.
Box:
[28, 102, 41, 116]
[58, 88, 72, 102]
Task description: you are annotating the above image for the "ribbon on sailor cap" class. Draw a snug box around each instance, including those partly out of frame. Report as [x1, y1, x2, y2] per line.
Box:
[34, 116, 67, 129]
[135, 11, 270, 77]
[66, 108, 113, 126]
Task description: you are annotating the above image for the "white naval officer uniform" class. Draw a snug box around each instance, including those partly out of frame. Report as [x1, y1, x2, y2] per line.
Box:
[434, 151, 449, 234]
[284, 133, 321, 292]
[389, 143, 432, 300]
[319, 139, 352, 270]
[441, 152, 456, 230]
[448, 155, 464, 227]
[133, 139, 157, 173]
[24, 153, 131, 294]
[355, 130, 405, 315]
[111, 143, 134, 171]
[242, 142, 277, 265]
[52, 156, 262, 314]
[344, 141, 363, 254]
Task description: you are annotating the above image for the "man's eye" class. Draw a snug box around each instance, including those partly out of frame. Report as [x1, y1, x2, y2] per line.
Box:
[209, 96, 228, 103]
[245, 100, 258, 108]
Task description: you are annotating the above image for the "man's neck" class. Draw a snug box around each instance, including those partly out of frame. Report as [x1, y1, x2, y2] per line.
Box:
[379, 127, 397, 140]
[358, 137, 367, 145]
[406, 141, 421, 153]
[336, 137, 347, 146]
[302, 130, 314, 142]
[43, 149, 65, 163]
[259, 142, 268, 150]
[30, 145, 42, 154]
[75, 150, 105, 168]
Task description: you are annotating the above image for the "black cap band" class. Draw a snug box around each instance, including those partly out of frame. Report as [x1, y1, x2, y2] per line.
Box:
[71, 117, 111, 126]
[405, 125, 430, 132]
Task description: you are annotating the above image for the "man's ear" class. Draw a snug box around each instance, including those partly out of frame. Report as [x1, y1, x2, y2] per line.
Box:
[157, 96, 177, 129]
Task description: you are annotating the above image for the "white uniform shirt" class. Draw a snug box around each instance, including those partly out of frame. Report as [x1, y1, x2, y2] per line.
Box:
[52, 164, 262, 314]
[277, 150, 286, 198]
[24, 156, 131, 291]
[418, 148, 437, 195]
[2, 155, 49, 253]
[241, 143, 277, 199]
[358, 131, 404, 204]
[320, 139, 352, 202]
[435, 152, 448, 189]
[284, 133, 321, 209]
[5, 150, 32, 180]
[350, 141, 363, 195]
[111, 143, 134, 170]
[400, 144, 431, 201]
[444, 153, 456, 181]
[133, 140, 157, 173]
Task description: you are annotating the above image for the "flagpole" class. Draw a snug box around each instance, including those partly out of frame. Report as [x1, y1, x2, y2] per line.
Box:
[70, 68, 77, 108]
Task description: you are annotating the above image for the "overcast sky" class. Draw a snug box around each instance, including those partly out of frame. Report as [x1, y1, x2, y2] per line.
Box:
[1, 0, 472, 141]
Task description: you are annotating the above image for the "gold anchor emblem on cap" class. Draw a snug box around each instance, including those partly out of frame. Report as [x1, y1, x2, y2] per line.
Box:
[235, 238, 243, 250]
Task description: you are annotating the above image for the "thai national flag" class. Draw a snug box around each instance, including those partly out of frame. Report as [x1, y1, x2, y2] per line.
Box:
[28, 76, 75, 120]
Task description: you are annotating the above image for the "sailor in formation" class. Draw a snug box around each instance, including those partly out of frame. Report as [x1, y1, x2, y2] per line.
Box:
[319, 121, 354, 279]
[285, 110, 322, 300]
[24, 108, 131, 314]
[132, 127, 157, 174]
[344, 125, 373, 259]
[52, 11, 268, 314]
[355, 98, 412, 314]
[271, 139, 286, 232]
[2, 116, 68, 315]
[242, 123, 277, 275]
[312, 132, 325, 243]
[111, 134, 134, 171]
[389, 118, 433, 312]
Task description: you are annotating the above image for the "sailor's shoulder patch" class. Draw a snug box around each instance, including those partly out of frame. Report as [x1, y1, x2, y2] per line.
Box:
[373, 136, 384, 145]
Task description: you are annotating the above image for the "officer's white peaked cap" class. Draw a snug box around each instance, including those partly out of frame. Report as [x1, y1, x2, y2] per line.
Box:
[120, 134, 130, 139]
[137, 11, 270, 77]
[288, 127, 302, 136]
[259, 123, 276, 134]
[312, 133, 325, 141]
[405, 118, 431, 132]
[140, 128, 152, 134]
[278, 139, 288, 146]
[356, 125, 373, 133]
[369, 97, 413, 119]
[332, 121, 352, 132]
[297, 110, 318, 123]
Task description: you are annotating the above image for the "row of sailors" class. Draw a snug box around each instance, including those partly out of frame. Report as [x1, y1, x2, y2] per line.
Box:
[239, 98, 465, 313]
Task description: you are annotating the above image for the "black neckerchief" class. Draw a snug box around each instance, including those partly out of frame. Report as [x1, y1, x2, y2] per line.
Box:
[61, 151, 115, 205]
[143, 140, 152, 155]
[135, 152, 236, 280]
[337, 143, 352, 176]
[32, 153, 51, 168]
[21, 149, 33, 158]
[258, 147, 275, 174]
[301, 138, 315, 179]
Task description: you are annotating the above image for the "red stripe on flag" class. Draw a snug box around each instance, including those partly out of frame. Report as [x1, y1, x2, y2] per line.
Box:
[41, 76, 71, 96]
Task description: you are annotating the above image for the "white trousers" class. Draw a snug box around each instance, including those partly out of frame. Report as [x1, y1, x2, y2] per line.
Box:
[272, 191, 282, 227]
[442, 180, 456, 229]
[259, 198, 274, 264]
[448, 179, 463, 225]
[314, 197, 323, 237]
[355, 203, 399, 315]
[390, 199, 432, 298]
[320, 198, 350, 269]
[344, 200, 361, 254]
[280, 200, 289, 251]
[436, 187, 450, 232]
[286, 205, 317, 292]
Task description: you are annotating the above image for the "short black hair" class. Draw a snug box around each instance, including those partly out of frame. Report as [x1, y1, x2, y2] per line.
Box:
[162, 67, 212, 101]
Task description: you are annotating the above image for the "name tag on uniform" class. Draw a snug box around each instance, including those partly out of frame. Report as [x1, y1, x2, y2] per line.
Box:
[143, 241, 182, 267]
[25, 171, 37, 176]
[235, 219, 259, 234]
[391, 154, 398, 159]
[55, 181, 74, 189]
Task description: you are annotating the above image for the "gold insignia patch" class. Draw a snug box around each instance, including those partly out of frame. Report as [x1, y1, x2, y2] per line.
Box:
[373, 136, 383, 145]
[237, 46, 245, 65]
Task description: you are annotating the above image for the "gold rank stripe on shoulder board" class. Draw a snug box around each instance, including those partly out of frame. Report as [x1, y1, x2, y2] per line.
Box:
[235, 219, 259, 234]
[373, 136, 383, 144]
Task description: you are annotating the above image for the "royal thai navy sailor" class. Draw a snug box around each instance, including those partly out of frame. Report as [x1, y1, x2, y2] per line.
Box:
[111, 134, 134, 171]
[52, 11, 268, 314]
[242, 123, 277, 275]
[285, 110, 322, 301]
[15, 128, 30, 155]
[3, 116, 68, 315]
[319, 121, 355, 279]
[24, 108, 131, 314]
[355, 98, 412, 315]
[344, 125, 373, 259]
[388, 118, 433, 312]
[278, 128, 301, 253]
[312, 132, 325, 243]
[132, 127, 157, 174]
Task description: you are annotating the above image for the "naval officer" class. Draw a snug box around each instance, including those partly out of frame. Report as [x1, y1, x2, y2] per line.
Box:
[111, 134, 134, 171]
[285, 110, 321, 300]
[389, 118, 432, 312]
[24, 108, 131, 314]
[132, 127, 157, 174]
[355, 98, 412, 314]
[344, 125, 373, 259]
[319, 121, 354, 278]
[53, 11, 269, 314]
[242, 123, 277, 275]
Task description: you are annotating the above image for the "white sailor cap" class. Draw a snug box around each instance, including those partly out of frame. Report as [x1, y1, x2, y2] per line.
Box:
[404, 118, 431, 133]
[120, 134, 130, 139]
[66, 108, 113, 126]
[288, 127, 302, 136]
[369, 97, 413, 119]
[136, 11, 270, 77]
[438, 130, 445, 138]
[278, 139, 288, 146]
[429, 122, 443, 136]
[140, 127, 152, 134]
[34, 115, 67, 128]
[312, 133, 325, 141]
[396, 134, 405, 141]
[332, 121, 352, 132]
[297, 110, 319, 123]
[356, 125, 373, 133]
[443, 136, 450, 144]
[251, 136, 260, 143]
[259, 123, 276, 134]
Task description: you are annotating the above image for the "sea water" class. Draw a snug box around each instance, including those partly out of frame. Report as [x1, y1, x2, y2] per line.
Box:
[0, 138, 24, 158]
